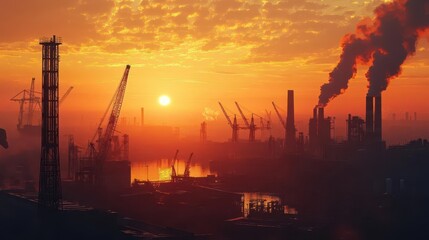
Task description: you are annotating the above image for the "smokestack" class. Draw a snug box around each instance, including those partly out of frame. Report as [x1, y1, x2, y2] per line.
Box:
[366, 95, 374, 138]
[141, 107, 144, 126]
[374, 94, 382, 142]
[309, 107, 318, 148]
[285, 90, 296, 147]
[318, 107, 324, 123]
[317, 107, 324, 143]
[317, 0, 429, 107]
[313, 107, 317, 120]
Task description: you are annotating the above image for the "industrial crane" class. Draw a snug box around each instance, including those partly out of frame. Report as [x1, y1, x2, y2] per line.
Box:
[171, 149, 179, 179]
[235, 102, 250, 128]
[235, 101, 256, 142]
[10, 78, 41, 131]
[183, 152, 194, 178]
[218, 102, 239, 142]
[272, 102, 286, 129]
[93, 65, 130, 183]
[263, 109, 272, 130]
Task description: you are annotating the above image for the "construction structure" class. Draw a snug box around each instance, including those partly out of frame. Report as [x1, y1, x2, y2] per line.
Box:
[38, 35, 62, 210]
[10, 78, 41, 135]
[235, 102, 256, 142]
[272, 102, 285, 129]
[74, 65, 131, 191]
[171, 150, 195, 182]
[309, 107, 331, 151]
[346, 114, 365, 145]
[219, 102, 239, 142]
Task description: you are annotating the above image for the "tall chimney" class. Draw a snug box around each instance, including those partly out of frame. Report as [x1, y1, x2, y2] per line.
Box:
[313, 107, 317, 120]
[318, 107, 324, 123]
[309, 107, 318, 148]
[285, 90, 296, 147]
[141, 107, 144, 126]
[366, 95, 374, 139]
[317, 107, 325, 144]
[374, 94, 382, 142]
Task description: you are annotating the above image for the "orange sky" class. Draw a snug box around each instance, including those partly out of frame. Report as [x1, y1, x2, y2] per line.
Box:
[0, 0, 428, 141]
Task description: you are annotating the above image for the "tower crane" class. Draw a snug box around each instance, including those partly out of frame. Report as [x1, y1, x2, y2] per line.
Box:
[183, 152, 194, 178]
[93, 65, 130, 183]
[218, 102, 239, 142]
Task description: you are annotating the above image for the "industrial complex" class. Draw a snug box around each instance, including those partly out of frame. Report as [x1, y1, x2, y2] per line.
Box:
[0, 33, 428, 239]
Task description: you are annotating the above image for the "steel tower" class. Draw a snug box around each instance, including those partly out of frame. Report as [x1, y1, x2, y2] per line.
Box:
[38, 35, 62, 210]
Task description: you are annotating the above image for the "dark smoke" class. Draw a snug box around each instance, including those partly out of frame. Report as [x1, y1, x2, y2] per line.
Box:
[318, 0, 429, 106]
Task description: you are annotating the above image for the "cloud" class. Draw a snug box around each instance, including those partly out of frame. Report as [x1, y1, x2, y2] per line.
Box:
[0, 0, 407, 64]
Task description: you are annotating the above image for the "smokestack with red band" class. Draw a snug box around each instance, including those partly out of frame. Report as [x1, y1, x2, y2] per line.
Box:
[285, 90, 296, 148]
[374, 94, 382, 142]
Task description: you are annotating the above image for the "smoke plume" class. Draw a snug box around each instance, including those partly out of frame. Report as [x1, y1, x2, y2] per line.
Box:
[202, 107, 219, 121]
[318, 0, 429, 106]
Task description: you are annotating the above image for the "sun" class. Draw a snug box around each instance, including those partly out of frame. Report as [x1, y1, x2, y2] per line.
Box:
[158, 95, 171, 106]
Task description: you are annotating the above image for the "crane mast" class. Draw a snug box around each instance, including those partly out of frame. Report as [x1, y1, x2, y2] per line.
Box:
[235, 102, 259, 142]
[27, 78, 35, 126]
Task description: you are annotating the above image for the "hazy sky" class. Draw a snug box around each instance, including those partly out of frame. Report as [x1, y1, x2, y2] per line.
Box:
[0, 0, 428, 140]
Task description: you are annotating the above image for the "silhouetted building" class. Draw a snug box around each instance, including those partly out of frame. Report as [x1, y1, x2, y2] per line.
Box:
[285, 90, 296, 151]
[309, 108, 318, 149]
[347, 114, 365, 144]
[309, 107, 331, 152]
